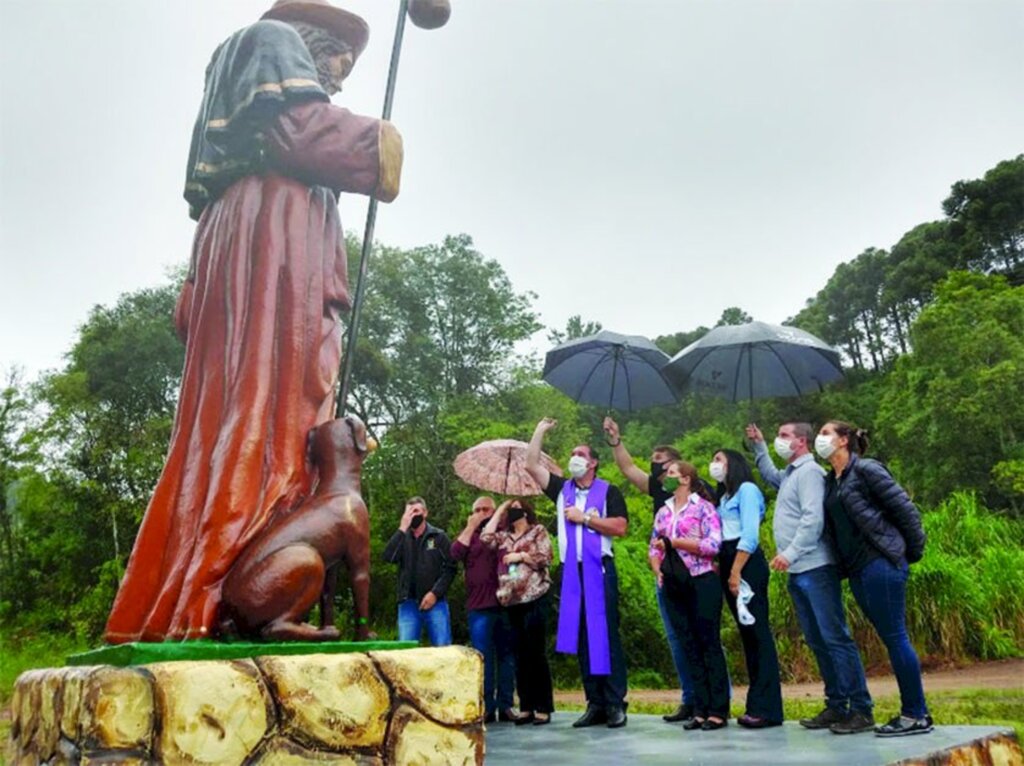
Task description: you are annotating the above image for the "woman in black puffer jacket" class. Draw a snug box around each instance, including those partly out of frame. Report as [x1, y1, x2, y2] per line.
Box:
[815, 420, 932, 739]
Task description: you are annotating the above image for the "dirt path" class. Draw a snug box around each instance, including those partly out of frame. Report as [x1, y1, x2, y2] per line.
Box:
[553, 658, 1024, 707]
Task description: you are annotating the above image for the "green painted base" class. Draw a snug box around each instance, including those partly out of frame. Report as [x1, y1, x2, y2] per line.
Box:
[66, 639, 419, 667]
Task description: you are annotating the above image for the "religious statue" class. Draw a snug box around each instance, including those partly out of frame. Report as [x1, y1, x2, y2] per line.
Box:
[104, 0, 403, 644]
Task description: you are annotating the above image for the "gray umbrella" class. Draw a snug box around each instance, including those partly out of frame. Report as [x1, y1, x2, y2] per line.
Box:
[662, 321, 843, 402]
[542, 330, 678, 411]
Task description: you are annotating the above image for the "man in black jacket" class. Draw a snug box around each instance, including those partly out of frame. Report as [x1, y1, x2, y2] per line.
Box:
[383, 497, 456, 645]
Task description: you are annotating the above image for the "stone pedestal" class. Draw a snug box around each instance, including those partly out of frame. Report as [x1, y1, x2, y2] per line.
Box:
[8, 646, 484, 765]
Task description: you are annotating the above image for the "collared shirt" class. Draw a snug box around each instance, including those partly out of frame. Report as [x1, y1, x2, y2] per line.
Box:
[717, 481, 765, 554]
[753, 442, 833, 574]
[649, 492, 722, 577]
[450, 525, 501, 611]
[543, 474, 627, 562]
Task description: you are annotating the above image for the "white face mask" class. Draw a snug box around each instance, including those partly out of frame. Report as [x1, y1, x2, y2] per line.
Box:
[773, 437, 796, 461]
[568, 455, 590, 479]
[709, 461, 727, 483]
[814, 434, 837, 459]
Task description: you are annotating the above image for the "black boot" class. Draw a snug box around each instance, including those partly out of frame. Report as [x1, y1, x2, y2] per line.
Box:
[606, 703, 628, 728]
[572, 704, 608, 728]
[663, 703, 695, 723]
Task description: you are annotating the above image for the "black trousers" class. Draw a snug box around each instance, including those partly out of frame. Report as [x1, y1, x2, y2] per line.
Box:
[507, 592, 555, 714]
[718, 540, 784, 722]
[577, 557, 628, 708]
[665, 570, 729, 718]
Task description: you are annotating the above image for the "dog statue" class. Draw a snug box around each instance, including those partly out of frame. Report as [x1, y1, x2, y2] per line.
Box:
[219, 415, 377, 641]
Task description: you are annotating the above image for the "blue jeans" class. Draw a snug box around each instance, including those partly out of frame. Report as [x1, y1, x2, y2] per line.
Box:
[398, 599, 452, 646]
[468, 607, 516, 715]
[849, 557, 928, 718]
[656, 584, 696, 706]
[787, 565, 872, 714]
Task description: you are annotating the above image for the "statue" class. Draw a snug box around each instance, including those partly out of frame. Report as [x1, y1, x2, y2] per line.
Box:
[104, 0, 403, 644]
[219, 415, 377, 641]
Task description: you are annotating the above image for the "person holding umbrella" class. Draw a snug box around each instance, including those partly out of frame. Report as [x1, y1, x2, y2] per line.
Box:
[603, 417, 697, 724]
[481, 498, 555, 726]
[815, 421, 932, 737]
[525, 418, 630, 729]
[450, 496, 517, 724]
[710, 449, 784, 728]
[746, 422, 875, 734]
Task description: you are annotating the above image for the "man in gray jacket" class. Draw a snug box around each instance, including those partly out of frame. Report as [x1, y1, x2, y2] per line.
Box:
[747, 422, 875, 735]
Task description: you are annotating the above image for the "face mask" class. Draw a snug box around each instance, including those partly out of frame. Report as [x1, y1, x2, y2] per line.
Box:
[507, 507, 526, 524]
[814, 434, 837, 459]
[662, 476, 681, 493]
[773, 437, 795, 461]
[709, 462, 727, 483]
[410, 514, 425, 530]
[568, 455, 589, 479]
[650, 461, 665, 478]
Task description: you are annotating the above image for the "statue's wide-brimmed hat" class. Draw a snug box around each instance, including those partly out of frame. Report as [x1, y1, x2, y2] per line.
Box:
[262, 0, 370, 59]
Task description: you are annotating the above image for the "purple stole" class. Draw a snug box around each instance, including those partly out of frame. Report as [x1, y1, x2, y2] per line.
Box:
[556, 478, 611, 675]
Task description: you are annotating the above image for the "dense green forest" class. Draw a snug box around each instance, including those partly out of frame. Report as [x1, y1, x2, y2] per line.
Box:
[1, 155, 1022, 692]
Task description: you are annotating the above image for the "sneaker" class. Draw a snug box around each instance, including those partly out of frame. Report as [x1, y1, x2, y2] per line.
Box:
[829, 711, 876, 735]
[799, 707, 847, 729]
[875, 714, 934, 737]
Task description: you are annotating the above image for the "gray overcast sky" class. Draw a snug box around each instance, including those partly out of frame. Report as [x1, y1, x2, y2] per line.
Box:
[2, 0, 1022, 378]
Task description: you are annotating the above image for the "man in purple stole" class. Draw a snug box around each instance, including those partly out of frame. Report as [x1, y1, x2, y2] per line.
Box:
[526, 418, 630, 728]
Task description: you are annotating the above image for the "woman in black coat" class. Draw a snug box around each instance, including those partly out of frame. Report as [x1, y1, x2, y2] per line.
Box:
[815, 420, 932, 738]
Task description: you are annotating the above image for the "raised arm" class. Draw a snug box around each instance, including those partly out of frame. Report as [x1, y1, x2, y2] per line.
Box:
[479, 500, 510, 548]
[603, 417, 650, 493]
[749, 433, 783, 489]
[525, 418, 557, 490]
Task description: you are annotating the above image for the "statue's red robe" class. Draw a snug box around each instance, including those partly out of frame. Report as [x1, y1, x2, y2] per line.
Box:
[104, 101, 401, 643]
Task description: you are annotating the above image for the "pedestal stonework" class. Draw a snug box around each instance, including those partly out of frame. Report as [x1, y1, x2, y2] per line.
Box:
[8, 647, 484, 765]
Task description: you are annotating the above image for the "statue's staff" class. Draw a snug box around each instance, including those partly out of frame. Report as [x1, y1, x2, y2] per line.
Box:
[336, 0, 450, 416]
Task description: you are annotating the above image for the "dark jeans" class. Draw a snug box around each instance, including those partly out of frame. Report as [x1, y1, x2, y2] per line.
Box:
[507, 592, 555, 714]
[468, 607, 516, 715]
[849, 557, 928, 718]
[787, 565, 873, 714]
[578, 557, 628, 708]
[665, 571, 730, 719]
[719, 540, 784, 722]
[656, 584, 696, 706]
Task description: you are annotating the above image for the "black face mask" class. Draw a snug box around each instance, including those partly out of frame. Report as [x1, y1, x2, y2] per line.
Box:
[651, 461, 665, 478]
[507, 507, 526, 524]
[410, 514, 425, 530]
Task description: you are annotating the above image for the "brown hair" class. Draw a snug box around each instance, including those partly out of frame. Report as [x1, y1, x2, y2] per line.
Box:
[652, 444, 682, 461]
[827, 420, 870, 456]
[666, 460, 716, 503]
[406, 496, 428, 511]
[508, 498, 537, 526]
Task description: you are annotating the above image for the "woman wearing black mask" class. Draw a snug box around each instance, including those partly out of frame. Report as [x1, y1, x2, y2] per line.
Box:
[481, 498, 554, 725]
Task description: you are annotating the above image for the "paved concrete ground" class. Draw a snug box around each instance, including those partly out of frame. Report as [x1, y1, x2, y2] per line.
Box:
[484, 715, 1013, 765]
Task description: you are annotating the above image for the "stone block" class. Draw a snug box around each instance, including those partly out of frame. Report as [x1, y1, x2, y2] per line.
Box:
[370, 647, 483, 725]
[385, 704, 482, 766]
[80, 666, 154, 753]
[257, 653, 391, 750]
[251, 737, 384, 765]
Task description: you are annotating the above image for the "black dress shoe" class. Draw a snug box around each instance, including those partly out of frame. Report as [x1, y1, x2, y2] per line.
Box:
[513, 712, 536, 726]
[498, 708, 520, 723]
[572, 705, 608, 728]
[738, 714, 782, 729]
[701, 718, 728, 731]
[484, 711, 496, 724]
[533, 713, 552, 726]
[682, 717, 705, 730]
[663, 703, 695, 723]
[606, 706, 627, 728]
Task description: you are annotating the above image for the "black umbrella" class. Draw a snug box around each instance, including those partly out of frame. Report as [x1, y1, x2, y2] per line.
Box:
[543, 330, 678, 411]
[662, 321, 843, 402]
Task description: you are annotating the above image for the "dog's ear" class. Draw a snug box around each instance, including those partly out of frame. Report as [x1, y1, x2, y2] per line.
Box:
[347, 415, 368, 453]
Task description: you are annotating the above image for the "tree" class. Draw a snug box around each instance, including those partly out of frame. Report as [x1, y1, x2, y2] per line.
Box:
[876, 272, 1024, 509]
[346, 234, 541, 431]
[943, 155, 1024, 271]
[715, 307, 753, 326]
[547, 315, 602, 345]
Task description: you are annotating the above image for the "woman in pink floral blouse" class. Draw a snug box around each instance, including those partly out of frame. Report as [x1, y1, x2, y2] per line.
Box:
[650, 460, 729, 730]
[481, 498, 554, 725]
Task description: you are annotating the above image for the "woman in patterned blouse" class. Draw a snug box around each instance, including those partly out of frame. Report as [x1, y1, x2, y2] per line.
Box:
[481, 498, 555, 726]
[650, 460, 729, 730]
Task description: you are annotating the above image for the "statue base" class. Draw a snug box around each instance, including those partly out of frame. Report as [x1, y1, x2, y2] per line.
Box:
[10, 646, 484, 765]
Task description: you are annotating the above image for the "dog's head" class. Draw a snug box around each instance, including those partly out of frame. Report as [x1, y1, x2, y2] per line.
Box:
[307, 415, 377, 465]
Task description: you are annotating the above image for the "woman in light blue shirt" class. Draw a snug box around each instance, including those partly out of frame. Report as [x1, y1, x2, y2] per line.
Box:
[712, 448, 784, 727]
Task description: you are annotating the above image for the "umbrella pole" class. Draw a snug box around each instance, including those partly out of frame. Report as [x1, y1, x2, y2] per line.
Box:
[607, 345, 621, 413]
